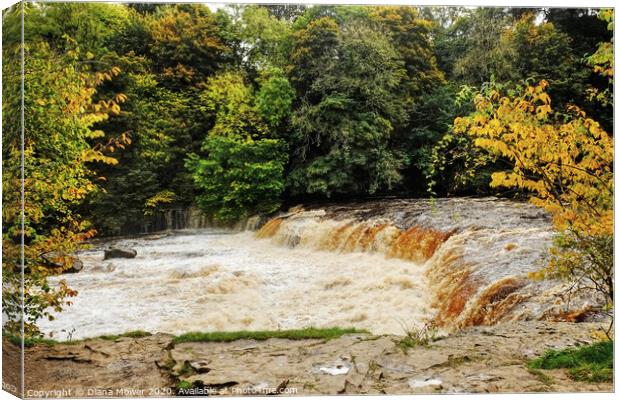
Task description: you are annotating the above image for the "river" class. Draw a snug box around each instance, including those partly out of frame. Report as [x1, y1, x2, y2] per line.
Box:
[40, 229, 432, 339]
[40, 197, 601, 340]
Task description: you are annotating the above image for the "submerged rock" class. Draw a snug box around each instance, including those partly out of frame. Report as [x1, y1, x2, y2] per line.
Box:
[104, 247, 137, 260]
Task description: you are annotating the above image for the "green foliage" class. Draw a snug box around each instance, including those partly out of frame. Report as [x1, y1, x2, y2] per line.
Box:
[87, 70, 199, 235]
[397, 322, 440, 352]
[185, 69, 292, 222]
[451, 8, 513, 85]
[528, 341, 613, 382]
[369, 6, 445, 99]
[186, 137, 287, 222]
[5, 332, 59, 348]
[495, 14, 588, 109]
[586, 9, 614, 107]
[4, 329, 152, 347]
[146, 4, 229, 86]
[172, 327, 368, 344]
[2, 4, 127, 336]
[176, 380, 193, 390]
[23, 2, 130, 57]
[200, 71, 269, 140]
[288, 17, 408, 196]
[419, 83, 498, 196]
[255, 68, 295, 130]
[236, 5, 293, 70]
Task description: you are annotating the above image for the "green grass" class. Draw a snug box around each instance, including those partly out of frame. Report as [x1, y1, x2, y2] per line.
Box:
[5, 333, 59, 348]
[4, 330, 152, 347]
[396, 323, 440, 353]
[176, 380, 193, 390]
[528, 340, 613, 383]
[96, 330, 152, 341]
[9, 327, 364, 348]
[172, 327, 368, 344]
[397, 336, 418, 352]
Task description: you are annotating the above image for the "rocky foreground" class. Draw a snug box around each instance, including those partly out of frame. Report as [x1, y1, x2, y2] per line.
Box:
[2, 321, 612, 397]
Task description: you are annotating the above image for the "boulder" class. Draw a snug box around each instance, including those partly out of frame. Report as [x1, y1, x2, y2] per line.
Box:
[65, 259, 84, 273]
[41, 251, 83, 273]
[104, 247, 137, 260]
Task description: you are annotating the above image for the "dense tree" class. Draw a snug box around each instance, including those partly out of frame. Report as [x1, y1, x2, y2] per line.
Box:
[86, 4, 227, 234]
[287, 17, 408, 196]
[186, 71, 289, 221]
[186, 138, 287, 222]
[146, 4, 229, 87]
[451, 8, 514, 85]
[86, 70, 197, 234]
[367, 6, 446, 194]
[2, 4, 127, 335]
[235, 6, 293, 71]
[24, 2, 130, 58]
[494, 14, 588, 108]
[370, 6, 444, 100]
[545, 8, 611, 59]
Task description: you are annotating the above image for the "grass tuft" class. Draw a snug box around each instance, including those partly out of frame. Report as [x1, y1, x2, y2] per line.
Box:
[176, 380, 193, 390]
[397, 322, 439, 353]
[528, 340, 613, 383]
[6, 334, 59, 348]
[172, 327, 368, 344]
[96, 330, 152, 341]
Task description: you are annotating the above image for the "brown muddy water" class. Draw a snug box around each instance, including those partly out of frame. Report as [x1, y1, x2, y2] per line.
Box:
[39, 197, 603, 340]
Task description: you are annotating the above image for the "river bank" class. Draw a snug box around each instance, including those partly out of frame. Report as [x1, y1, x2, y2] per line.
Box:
[3, 321, 612, 397]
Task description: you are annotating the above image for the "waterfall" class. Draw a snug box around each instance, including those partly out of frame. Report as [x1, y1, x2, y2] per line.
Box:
[46, 197, 604, 340]
[118, 206, 258, 235]
[254, 199, 604, 330]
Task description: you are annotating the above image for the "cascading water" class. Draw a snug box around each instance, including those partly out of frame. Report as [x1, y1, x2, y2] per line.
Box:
[39, 197, 603, 340]
[40, 230, 434, 340]
[255, 198, 603, 329]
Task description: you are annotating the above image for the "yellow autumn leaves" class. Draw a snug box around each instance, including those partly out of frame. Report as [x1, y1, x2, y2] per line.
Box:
[455, 80, 613, 237]
[455, 79, 613, 303]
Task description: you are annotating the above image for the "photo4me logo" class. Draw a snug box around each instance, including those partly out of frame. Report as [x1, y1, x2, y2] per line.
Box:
[177, 384, 298, 396]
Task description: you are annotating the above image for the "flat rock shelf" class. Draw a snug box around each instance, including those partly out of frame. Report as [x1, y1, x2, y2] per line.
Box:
[3, 321, 612, 397]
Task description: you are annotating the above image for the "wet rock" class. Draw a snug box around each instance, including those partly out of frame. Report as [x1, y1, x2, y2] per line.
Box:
[408, 377, 443, 389]
[65, 259, 84, 273]
[104, 247, 137, 260]
[317, 360, 351, 375]
[41, 251, 83, 273]
[91, 263, 116, 273]
[189, 360, 212, 373]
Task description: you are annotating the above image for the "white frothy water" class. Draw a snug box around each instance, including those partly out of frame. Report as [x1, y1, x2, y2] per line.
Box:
[40, 230, 433, 340]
